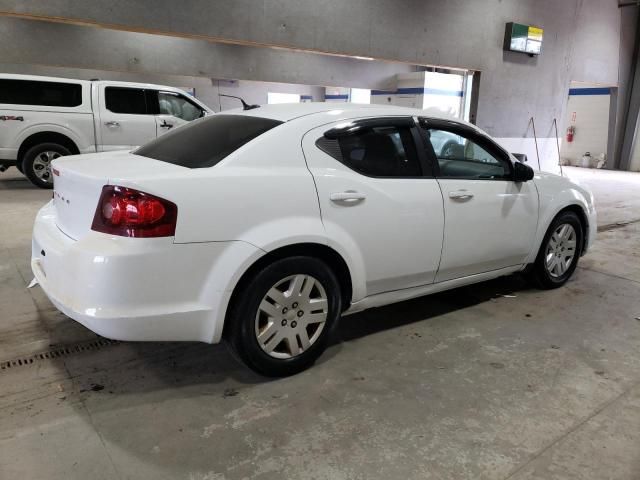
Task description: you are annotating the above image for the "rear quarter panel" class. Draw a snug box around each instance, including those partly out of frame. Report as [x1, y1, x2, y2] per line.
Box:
[129, 121, 328, 249]
[12, 114, 96, 153]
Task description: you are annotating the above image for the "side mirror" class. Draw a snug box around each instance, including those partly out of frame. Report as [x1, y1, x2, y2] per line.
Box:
[512, 153, 527, 163]
[513, 161, 534, 182]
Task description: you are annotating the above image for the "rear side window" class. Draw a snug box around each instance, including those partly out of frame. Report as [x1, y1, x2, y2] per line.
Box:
[105, 87, 147, 114]
[135, 114, 282, 168]
[0, 79, 82, 107]
[317, 125, 421, 177]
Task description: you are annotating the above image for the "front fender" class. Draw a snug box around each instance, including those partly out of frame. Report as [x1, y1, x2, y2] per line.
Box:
[525, 174, 596, 263]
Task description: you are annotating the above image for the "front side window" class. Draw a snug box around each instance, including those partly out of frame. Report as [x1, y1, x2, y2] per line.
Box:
[135, 114, 282, 168]
[158, 91, 203, 121]
[105, 87, 147, 114]
[317, 125, 421, 177]
[0, 79, 82, 107]
[424, 128, 510, 179]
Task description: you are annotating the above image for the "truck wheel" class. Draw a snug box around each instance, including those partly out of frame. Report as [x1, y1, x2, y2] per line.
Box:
[23, 143, 70, 189]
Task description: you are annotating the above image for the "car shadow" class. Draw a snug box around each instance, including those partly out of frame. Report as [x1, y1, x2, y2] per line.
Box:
[333, 273, 529, 345]
[44, 272, 536, 468]
[0, 172, 33, 189]
[57, 273, 532, 401]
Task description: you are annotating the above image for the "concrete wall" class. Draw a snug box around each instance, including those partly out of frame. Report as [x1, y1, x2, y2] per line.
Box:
[629, 132, 640, 171]
[615, 8, 640, 171]
[0, 0, 626, 132]
[0, 0, 631, 171]
[0, 17, 411, 91]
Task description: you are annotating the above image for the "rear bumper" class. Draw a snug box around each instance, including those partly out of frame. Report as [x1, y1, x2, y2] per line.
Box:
[31, 201, 259, 343]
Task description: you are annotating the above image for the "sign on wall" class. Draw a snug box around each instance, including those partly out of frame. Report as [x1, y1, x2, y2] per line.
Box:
[504, 22, 544, 56]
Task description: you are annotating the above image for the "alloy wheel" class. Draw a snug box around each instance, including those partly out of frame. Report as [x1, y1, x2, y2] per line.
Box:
[544, 223, 577, 278]
[32, 151, 61, 184]
[254, 274, 328, 359]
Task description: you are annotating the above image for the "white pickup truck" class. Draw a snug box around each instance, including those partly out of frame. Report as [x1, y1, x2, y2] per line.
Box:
[0, 74, 213, 188]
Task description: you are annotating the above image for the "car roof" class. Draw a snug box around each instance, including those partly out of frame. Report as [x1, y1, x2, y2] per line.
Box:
[0, 73, 91, 84]
[224, 102, 476, 129]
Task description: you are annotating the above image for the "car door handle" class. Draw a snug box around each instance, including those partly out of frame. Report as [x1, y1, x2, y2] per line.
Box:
[448, 190, 474, 200]
[159, 120, 173, 129]
[330, 191, 367, 202]
[105, 121, 120, 127]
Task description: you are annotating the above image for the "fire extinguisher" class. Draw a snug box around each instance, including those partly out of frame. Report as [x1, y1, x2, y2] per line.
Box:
[566, 126, 575, 143]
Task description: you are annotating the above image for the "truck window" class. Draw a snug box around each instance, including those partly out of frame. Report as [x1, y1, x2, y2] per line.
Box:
[135, 114, 282, 168]
[158, 91, 203, 121]
[105, 87, 147, 114]
[0, 79, 82, 107]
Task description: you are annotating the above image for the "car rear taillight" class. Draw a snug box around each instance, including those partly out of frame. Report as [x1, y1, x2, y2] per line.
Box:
[91, 185, 177, 238]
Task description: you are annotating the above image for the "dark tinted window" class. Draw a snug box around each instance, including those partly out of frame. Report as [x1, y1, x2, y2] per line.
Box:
[105, 87, 147, 114]
[135, 114, 282, 168]
[317, 125, 421, 177]
[424, 128, 509, 179]
[0, 79, 82, 107]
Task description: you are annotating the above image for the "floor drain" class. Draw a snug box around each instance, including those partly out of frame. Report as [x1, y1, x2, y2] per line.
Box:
[0, 338, 120, 370]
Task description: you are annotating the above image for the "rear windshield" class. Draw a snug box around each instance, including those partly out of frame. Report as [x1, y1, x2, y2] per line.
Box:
[0, 79, 82, 107]
[135, 114, 282, 168]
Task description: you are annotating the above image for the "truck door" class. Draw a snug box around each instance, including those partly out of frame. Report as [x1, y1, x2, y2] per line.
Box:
[153, 90, 206, 136]
[96, 85, 157, 151]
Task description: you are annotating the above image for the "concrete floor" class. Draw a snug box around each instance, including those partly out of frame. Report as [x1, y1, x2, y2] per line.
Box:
[0, 166, 639, 479]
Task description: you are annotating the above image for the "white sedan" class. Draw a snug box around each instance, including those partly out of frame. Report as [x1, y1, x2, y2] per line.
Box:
[31, 103, 596, 376]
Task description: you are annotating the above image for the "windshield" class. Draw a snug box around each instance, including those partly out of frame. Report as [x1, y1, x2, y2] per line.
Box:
[135, 114, 282, 168]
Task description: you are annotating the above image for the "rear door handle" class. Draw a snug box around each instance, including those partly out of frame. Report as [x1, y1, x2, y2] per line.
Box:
[448, 190, 474, 200]
[330, 191, 367, 202]
[105, 121, 120, 127]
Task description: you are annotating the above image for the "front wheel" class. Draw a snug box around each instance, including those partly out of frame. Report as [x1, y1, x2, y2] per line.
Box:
[228, 256, 342, 376]
[23, 143, 70, 189]
[529, 211, 584, 289]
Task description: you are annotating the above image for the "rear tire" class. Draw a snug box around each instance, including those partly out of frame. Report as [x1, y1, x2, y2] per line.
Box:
[228, 256, 341, 377]
[528, 211, 584, 289]
[23, 143, 70, 189]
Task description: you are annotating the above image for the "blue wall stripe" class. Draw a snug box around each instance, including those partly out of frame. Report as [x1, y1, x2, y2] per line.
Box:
[325, 94, 349, 99]
[568, 87, 610, 96]
[300, 95, 313, 100]
[371, 87, 464, 97]
[423, 88, 464, 97]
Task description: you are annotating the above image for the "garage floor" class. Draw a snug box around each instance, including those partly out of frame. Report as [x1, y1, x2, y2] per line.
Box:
[1, 166, 639, 479]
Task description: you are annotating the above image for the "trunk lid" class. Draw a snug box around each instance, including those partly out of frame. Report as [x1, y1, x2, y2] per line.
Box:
[52, 151, 186, 240]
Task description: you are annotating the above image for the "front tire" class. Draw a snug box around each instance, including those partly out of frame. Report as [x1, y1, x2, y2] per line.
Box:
[529, 211, 584, 289]
[228, 256, 342, 377]
[23, 143, 70, 189]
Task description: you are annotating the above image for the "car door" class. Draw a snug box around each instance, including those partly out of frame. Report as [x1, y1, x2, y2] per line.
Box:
[153, 90, 206, 137]
[418, 118, 538, 282]
[97, 85, 157, 151]
[302, 117, 444, 298]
